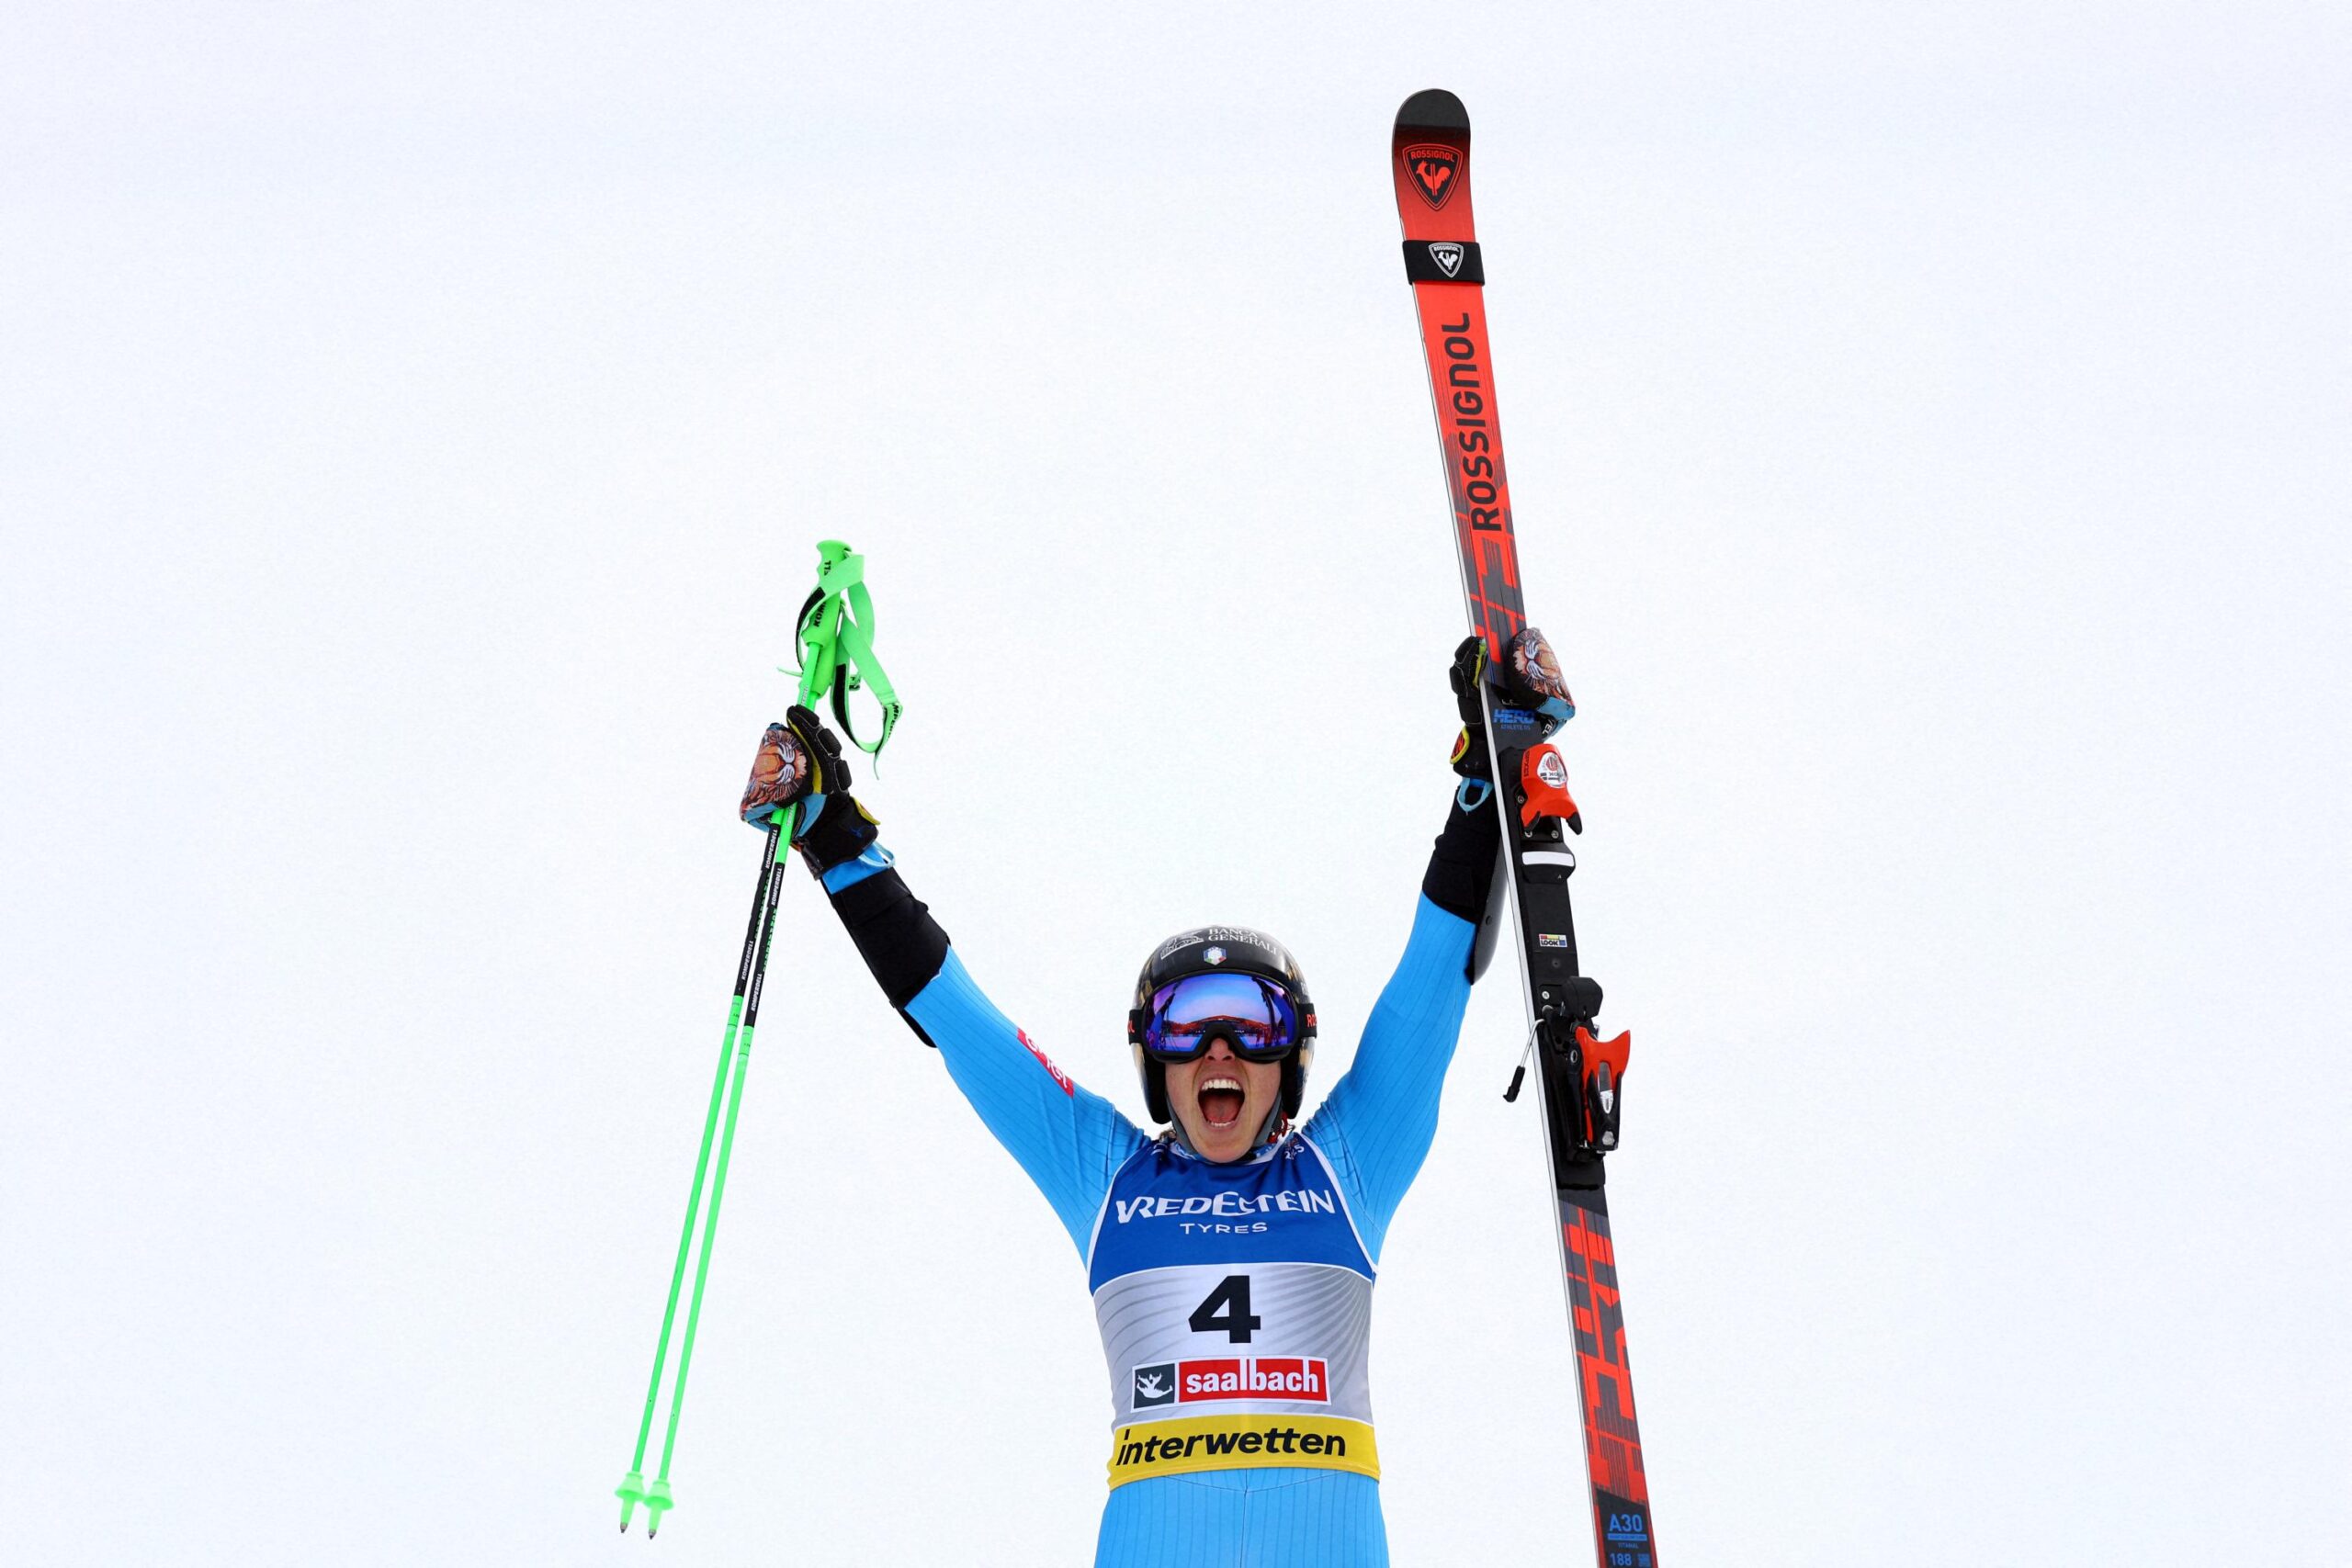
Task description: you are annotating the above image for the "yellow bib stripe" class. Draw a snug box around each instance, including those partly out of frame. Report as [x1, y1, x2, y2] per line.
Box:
[1105, 1415, 1379, 1488]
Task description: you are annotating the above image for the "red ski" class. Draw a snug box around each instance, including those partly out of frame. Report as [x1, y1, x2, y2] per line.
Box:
[1391, 88, 1658, 1568]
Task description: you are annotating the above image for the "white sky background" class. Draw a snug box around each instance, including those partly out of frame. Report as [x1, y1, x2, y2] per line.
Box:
[3, 2, 2346, 1563]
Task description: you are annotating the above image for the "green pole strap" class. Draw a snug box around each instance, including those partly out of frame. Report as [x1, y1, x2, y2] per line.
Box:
[616, 540, 901, 1537]
[790, 539, 901, 758]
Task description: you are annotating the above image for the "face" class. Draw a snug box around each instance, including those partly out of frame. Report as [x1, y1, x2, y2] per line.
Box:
[1164, 1038, 1285, 1163]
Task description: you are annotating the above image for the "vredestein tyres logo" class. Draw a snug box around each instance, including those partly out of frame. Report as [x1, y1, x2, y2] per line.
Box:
[1400, 143, 1462, 209]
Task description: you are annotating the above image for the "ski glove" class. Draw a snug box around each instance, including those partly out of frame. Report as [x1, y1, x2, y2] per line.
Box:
[1447, 636, 1497, 785]
[1429, 641, 1509, 977]
[1448, 626, 1577, 783]
[1435, 627, 1571, 982]
[1501, 626, 1576, 722]
[741, 705, 854, 827]
[739, 705, 883, 875]
[744, 707, 942, 1028]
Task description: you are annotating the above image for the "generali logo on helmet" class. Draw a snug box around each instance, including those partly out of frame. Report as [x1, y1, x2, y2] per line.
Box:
[1155, 928, 1290, 966]
[1400, 143, 1461, 209]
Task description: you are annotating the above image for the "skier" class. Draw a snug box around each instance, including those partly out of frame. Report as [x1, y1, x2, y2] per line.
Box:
[754, 638, 1560, 1568]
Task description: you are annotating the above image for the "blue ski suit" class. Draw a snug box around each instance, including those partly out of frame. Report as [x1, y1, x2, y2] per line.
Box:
[807, 788, 1498, 1568]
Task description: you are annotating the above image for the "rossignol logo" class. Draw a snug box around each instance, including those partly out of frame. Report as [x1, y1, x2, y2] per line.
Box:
[1132, 1357, 1329, 1409]
[1427, 242, 1465, 278]
[1401, 143, 1461, 209]
[1435, 310, 1504, 534]
[1534, 750, 1568, 790]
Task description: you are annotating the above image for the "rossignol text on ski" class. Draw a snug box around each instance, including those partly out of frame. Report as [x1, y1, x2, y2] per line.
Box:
[1391, 87, 1660, 1568]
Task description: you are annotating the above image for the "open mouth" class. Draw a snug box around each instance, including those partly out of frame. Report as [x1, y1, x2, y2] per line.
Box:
[1197, 1074, 1246, 1131]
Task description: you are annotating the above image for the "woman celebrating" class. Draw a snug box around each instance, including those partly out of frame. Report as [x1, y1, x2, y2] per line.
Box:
[754, 640, 1557, 1567]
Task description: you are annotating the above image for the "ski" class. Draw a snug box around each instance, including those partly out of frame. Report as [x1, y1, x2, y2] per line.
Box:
[1390, 89, 1658, 1568]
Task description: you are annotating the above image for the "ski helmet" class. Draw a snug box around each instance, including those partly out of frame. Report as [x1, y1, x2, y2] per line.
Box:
[1126, 926, 1317, 1128]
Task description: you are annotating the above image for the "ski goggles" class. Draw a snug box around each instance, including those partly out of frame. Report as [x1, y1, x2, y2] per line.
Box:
[1136, 972, 1306, 1064]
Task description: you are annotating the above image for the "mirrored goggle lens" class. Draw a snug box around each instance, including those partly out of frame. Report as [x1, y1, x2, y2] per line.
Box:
[1144, 972, 1298, 1061]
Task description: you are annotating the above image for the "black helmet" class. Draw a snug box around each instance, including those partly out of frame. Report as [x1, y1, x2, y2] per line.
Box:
[1126, 926, 1317, 1126]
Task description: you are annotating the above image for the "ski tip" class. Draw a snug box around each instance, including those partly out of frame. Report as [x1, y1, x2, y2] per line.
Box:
[1395, 88, 1470, 134]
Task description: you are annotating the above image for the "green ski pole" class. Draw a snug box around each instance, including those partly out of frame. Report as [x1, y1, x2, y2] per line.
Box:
[615, 819, 780, 1532]
[640, 821, 787, 1536]
[616, 540, 901, 1537]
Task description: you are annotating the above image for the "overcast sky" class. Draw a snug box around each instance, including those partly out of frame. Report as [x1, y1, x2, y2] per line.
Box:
[4, 3, 2346, 1565]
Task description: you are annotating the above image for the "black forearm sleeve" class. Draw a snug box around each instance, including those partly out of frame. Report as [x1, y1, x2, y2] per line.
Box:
[1420, 788, 1504, 924]
[826, 866, 952, 1040]
[795, 791, 953, 1039]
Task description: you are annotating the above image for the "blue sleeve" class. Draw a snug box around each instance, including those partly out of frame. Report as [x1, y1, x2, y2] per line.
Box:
[904, 951, 1148, 1257]
[1299, 894, 1477, 1261]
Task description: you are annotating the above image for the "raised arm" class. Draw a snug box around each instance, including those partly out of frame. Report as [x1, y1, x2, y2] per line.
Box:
[1303, 641, 1518, 1254]
[772, 712, 1145, 1254]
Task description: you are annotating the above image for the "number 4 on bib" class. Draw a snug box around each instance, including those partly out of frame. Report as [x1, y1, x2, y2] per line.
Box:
[1187, 1275, 1262, 1344]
